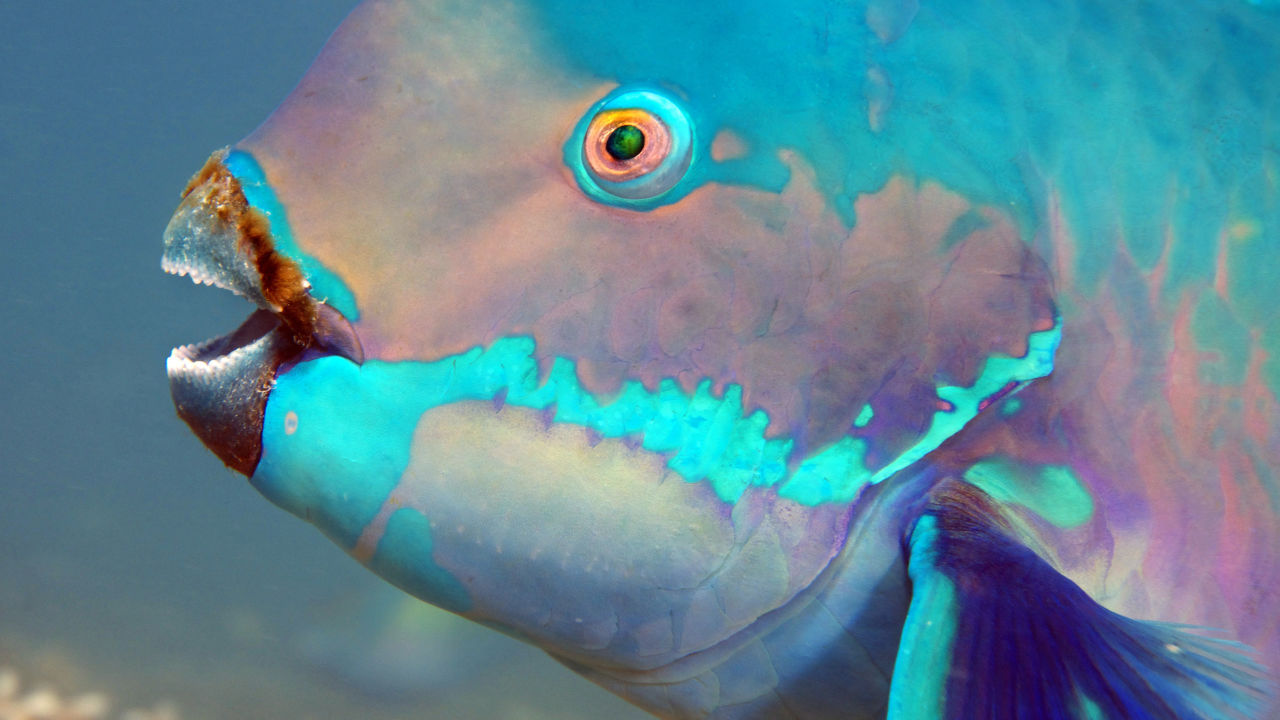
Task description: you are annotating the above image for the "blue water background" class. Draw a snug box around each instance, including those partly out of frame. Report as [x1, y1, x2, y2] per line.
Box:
[0, 3, 647, 717]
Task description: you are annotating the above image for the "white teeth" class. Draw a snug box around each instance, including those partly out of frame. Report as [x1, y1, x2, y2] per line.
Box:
[165, 331, 273, 382]
[161, 256, 248, 298]
[161, 186, 275, 311]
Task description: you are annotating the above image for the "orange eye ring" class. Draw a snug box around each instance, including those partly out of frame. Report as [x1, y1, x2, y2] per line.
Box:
[583, 108, 673, 182]
[569, 88, 695, 206]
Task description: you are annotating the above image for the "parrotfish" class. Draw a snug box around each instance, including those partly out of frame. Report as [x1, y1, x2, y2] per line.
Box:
[162, 0, 1280, 717]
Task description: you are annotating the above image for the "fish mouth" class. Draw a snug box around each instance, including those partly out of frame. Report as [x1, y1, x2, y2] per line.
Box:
[163, 150, 363, 476]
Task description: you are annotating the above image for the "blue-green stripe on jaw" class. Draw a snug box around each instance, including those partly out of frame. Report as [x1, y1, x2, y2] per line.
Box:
[254, 320, 1063, 548]
[780, 318, 1060, 504]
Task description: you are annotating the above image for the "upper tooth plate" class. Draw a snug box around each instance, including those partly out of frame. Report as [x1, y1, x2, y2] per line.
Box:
[161, 154, 277, 312]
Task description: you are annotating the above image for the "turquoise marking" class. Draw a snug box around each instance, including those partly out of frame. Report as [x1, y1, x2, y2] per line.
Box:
[854, 404, 874, 428]
[783, 320, 1060, 503]
[369, 508, 472, 614]
[223, 149, 360, 320]
[888, 515, 958, 720]
[778, 436, 870, 506]
[865, 319, 1062, 485]
[254, 357, 410, 549]
[964, 459, 1095, 529]
[260, 321, 1061, 512]
[1000, 397, 1023, 416]
[259, 338, 795, 507]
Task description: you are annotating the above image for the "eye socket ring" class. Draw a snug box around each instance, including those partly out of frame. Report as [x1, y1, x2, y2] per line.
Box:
[583, 109, 673, 183]
[569, 88, 695, 206]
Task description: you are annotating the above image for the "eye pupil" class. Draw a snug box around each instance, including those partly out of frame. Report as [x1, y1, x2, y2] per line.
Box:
[605, 125, 645, 160]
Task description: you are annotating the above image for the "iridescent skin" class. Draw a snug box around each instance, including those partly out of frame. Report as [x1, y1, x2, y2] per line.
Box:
[185, 0, 1278, 716]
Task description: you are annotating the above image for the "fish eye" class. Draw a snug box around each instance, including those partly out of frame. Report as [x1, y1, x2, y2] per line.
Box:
[570, 88, 694, 206]
[605, 124, 645, 160]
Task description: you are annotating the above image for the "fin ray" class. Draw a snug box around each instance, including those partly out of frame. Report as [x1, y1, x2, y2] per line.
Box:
[888, 479, 1269, 720]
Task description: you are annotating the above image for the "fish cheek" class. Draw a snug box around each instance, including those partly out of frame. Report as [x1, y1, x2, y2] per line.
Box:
[656, 276, 732, 359]
[375, 402, 747, 664]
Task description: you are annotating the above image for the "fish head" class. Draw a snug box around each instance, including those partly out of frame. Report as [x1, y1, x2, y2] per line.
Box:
[163, 0, 1061, 690]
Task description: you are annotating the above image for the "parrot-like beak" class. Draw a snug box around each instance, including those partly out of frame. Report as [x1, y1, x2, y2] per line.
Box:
[162, 150, 362, 475]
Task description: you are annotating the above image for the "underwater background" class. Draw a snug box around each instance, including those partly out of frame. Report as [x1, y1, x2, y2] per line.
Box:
[0, 2, 648, 717]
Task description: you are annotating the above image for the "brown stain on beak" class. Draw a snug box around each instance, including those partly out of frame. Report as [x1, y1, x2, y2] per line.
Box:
[181, 151, 318, 344]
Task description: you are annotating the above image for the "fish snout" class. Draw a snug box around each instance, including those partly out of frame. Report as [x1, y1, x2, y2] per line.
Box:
[162, 149, 362, 475]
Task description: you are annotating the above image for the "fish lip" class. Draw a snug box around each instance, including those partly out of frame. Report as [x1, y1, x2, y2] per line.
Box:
[163, 150, 363, 476]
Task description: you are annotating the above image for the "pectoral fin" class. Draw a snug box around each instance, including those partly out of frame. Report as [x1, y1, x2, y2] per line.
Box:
[888, 479, 1268, 720]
